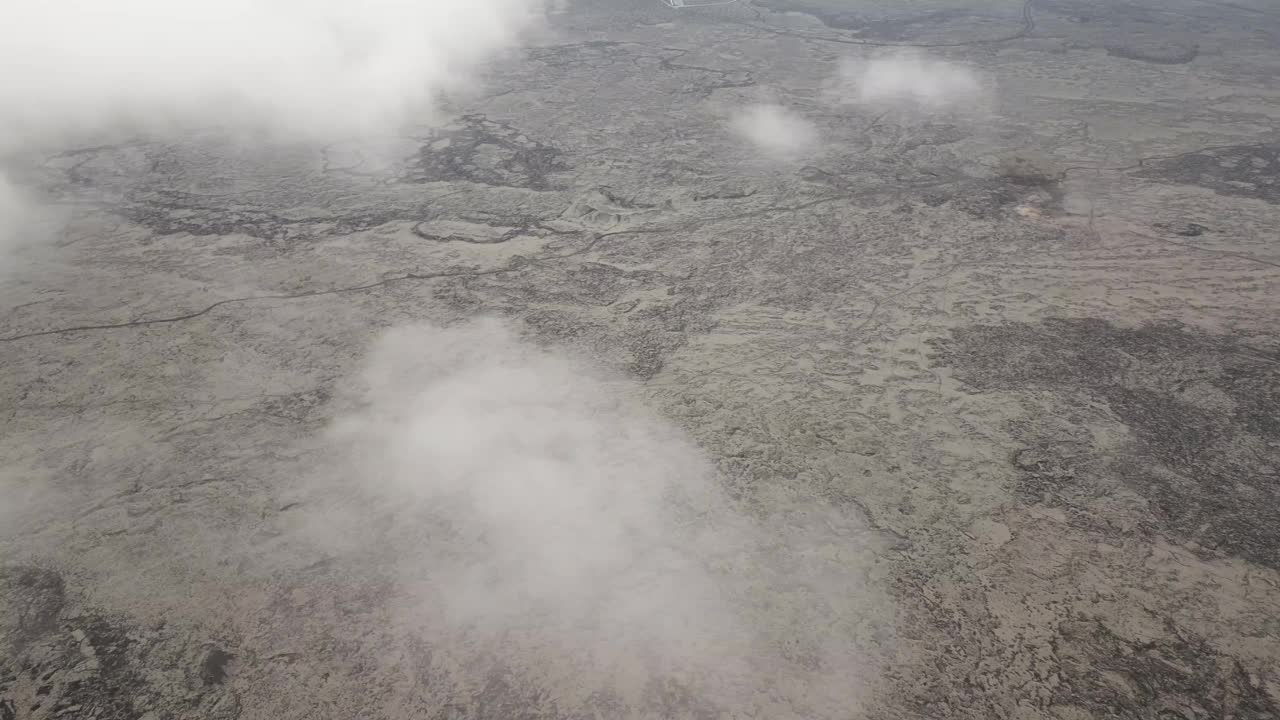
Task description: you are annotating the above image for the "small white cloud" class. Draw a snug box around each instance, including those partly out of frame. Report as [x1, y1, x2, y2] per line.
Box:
[834, 50, 991, 113]
[730, 104, 819, 160]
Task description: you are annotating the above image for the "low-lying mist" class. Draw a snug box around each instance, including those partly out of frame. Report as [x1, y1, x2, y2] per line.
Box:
[293, 319, 889, 717]
[0, 175, 26, 261]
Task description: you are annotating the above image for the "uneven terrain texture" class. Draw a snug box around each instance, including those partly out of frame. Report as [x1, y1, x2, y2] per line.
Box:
[3, 0, 1280, 718]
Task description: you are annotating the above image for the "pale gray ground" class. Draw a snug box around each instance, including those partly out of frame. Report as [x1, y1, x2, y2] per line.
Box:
[4, 0, 1280, 718]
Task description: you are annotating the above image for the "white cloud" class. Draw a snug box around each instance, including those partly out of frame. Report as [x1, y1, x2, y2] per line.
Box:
[298, 319, 886, 716]
[324, 319, 729, 632]
[730, 104, 819, 160]
[0, 0, 561, 268]
[834, 50, 991, 113]
[0, 0, 556, 150]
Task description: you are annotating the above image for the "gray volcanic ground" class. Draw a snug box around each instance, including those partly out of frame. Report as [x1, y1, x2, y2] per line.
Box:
[3, 1, 1280, 719]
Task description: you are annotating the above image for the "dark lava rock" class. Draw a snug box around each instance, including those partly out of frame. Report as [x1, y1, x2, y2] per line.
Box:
[1106, 41, 1199, 65]
[931, 318, 1280, 568]
[200, 647, 234, 686]
[1154, 221, 1208, 237]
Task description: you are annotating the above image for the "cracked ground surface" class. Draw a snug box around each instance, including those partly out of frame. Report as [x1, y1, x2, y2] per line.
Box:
[3, 0, 1280, 718]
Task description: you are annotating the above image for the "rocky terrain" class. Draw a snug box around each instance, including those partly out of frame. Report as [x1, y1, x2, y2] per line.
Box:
[3, 1, 1279, 718]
